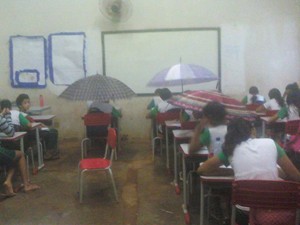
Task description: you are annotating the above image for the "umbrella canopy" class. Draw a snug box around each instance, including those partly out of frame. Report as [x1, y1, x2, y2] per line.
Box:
[147, 64, 218, 91]
[59, 74, 135, 102]
[168, 90, 255, 118]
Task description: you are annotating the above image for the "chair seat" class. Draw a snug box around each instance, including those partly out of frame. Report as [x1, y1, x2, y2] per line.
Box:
[80, 158, 110, 170]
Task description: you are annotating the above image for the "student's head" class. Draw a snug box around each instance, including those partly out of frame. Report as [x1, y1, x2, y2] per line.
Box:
[159, 88, 172, 101]
[286, 89, 300, 108]
[202, 101, 227, 126]
[268, 88, 284, 107]
[16, 94, 30, 112]
[249, 86, 259, 95]
[0, 99, 12, 110]
[285, 82, 299, 94]
[223, 118, 253, 157]
[154, 88, 162, 96]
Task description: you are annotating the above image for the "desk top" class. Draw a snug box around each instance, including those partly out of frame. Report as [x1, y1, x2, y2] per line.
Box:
[0, 131, 27, 141]
[172, 129, 194, 139]
[31, 114, 55, 121]
[31, 122, 42, 129]
[260, 116, 287, 123]
[200, 175, 234, 182]
[180, 143, 208, 156]
[165, 120, 181, 128]
[28, 105, 51, 114]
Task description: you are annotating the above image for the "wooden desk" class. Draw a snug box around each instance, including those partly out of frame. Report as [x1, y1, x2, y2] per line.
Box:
[172, 130, 194, 194]
[164, 120, 181, 171]
[179, 143, 208, 224]
[199, 174, 234, 225]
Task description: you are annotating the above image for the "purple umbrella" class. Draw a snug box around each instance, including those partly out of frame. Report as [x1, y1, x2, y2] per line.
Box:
[147, 63, 218, 92]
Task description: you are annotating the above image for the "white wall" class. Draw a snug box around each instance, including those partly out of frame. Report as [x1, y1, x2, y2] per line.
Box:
[0, 0, 299, 141]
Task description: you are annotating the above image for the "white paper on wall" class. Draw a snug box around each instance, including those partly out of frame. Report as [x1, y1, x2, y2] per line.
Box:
[48, 32, 86, 85]
[9, 36, 47, 88]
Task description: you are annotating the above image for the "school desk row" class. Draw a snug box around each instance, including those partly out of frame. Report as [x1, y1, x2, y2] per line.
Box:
[153, 115, 298, 225]
[0, 114, 56, 175]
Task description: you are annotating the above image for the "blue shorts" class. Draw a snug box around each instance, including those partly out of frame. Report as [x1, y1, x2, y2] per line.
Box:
[0, 146, 16, 166]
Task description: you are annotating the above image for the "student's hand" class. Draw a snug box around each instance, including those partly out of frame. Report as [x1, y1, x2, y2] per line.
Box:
[1, 108, 10, 116]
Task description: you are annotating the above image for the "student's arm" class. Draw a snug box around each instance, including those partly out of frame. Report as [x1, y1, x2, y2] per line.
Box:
[275, 143, 300, 182]
[19, 113, 32, 128]
[268, 107, 287, 123]
[0, 110, 15, 136]
[241, 96, 247, 105]
[112, 107, 122, 118]
[197, 155, 234, 176]
[256, 104, 266, 113]
[277, 155, 300, 182]
[189, 118, 209, 153]
[146, 106, 159, 119]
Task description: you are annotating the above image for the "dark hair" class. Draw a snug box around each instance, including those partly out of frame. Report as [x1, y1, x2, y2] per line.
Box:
[154, 88, 162, 95]
[16, 94, 30, 108]
[286, 89, 300, 108]
[0, 99, 12, 110]
[285, 82, 299, 92]
[223, 118, 252, 157]
[202, 101, 227, 126]
[268, 88, 284, 107]
[249, 86, 259, 95]
[159, 88, 172, 101]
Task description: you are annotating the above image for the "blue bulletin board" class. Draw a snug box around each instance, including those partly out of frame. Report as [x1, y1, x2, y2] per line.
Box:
[9, 36, 47, 88]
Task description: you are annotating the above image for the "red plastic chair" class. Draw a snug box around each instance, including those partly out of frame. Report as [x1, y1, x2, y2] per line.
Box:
[78, 128, 118, 203]
[82, 113, 112, 156]
[231, 180, 300, 225]
[152, 111, 180, 159]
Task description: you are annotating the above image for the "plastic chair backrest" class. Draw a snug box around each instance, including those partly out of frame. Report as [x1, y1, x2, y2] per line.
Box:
[83, 113, 112, 126]
[181, 121, 198, 130]
[285, 120, 300, 136]
[232, 180, 299, 209]
[156, 111, 180, 125]
[246, 104, 261, 111]
[266, 110, 278, 116]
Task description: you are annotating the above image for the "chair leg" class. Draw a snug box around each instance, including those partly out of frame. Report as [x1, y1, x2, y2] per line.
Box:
[108, 169, 118, 202]
[152, 137, 162, 160]
[231, 205, 236, 225]
[79, 169, 85, 203]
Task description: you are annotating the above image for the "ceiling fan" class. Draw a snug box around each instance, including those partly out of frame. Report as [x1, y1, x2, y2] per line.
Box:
[99, 0, 133, 23]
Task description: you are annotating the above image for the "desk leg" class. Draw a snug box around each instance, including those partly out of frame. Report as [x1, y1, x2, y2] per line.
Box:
[35, 128, 44, 170]
[173, 138, 180, 194]
[20, 137, 30, 180]
[166, 127, 169, 170]
[182, 154, 191, 224]
[200, 180, 205, 225]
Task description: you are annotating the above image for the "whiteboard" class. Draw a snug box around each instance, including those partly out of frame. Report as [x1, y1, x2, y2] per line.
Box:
[48, 32, 86, 85]
[102, 28, 221, 94]
[9, 36, 47, 88]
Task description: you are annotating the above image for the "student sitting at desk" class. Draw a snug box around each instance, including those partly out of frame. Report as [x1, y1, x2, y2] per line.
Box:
[197, 118, 300, 225]
[16, 94, 59, 160]
[146, 88, 179, 119]
[256, 88, 284, 113]
[241, 86, 265, 105]
[189, 101, 227, 156]
[0, 104, 39, 196]
[147, 88, 163, 110]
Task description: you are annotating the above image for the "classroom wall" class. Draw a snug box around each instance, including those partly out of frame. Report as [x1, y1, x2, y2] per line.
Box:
[0, 0, 299, 142]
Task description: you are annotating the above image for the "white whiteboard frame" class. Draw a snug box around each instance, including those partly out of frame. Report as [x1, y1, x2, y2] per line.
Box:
[102, 28, 221, 95]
